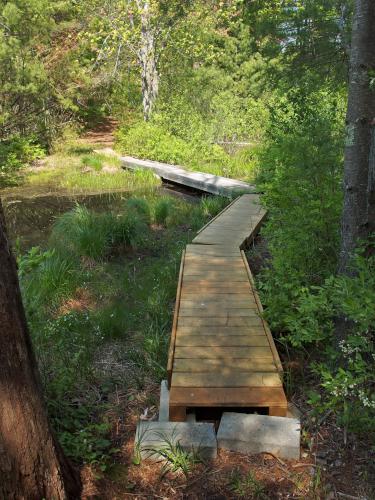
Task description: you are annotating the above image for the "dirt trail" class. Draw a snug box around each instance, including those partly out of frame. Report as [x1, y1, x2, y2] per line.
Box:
[81, 117, 118, 148]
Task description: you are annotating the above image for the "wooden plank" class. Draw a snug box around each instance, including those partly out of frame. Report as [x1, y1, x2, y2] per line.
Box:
[173, 358, 278, 372]
[183, 275, 249, 283]
[179, 299, 256, 308]
[177, 317, 262, 327]
[172, 372, 282, 388]
[175, 335, 270, 347]
[166, 250, 185, 388]
[183, 282, 251, 295]
[178, 307, 259, 317]
[174, 346, 273, 359]
[169, 387, 288, 407]
[176, 326, 266, 336]
[184, 259, 245, 267]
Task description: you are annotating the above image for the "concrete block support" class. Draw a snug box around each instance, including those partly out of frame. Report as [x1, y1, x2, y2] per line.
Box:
[135, 421, 217, 461]
[217, 412, 300, 460]
[159, 380, 169, 422]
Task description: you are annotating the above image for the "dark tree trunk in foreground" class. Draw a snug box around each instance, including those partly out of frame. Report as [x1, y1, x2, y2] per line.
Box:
[339, 0, 375, 273]
[0, 203, 81, 499]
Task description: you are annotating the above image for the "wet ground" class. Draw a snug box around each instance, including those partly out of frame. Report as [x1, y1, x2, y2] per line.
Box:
[2, 184, 200, 250]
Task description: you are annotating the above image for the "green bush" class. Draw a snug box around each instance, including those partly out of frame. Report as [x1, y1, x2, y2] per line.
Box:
[116, 122, 191, 165]
[257, 86, 345, 331]
[51, 206, 111, 260]
[282, 250, 375, 435]
[116, 120, 254, 180]
[0, 136, 45, 186]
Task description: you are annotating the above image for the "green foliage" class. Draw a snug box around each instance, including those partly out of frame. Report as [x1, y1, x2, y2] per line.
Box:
[116, 120, 256, 180]
[257, 85, 345, 331]
[50, 205, 148, 260]
[229, 469, 267, 499]
[0, 136, 45, 186]
[126, 197, 151, 224]
[81, 153, 103, 171]
[153, 197, 173, 226]
[200, 196, 228, 219]
[116, 122, 191, 165]
[19, 247, 82, 314]
[140, 431, 203, 477]
[18, 189, 228, 466]
[282, 251, 375, 435]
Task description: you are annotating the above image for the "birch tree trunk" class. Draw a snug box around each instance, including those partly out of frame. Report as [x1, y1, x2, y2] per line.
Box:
[0, 203, 81, 499]
[339, 0, 375, 273]
[138, 0, 159, 121]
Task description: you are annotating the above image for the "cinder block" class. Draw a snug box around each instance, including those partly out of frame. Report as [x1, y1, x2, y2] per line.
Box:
[217, 412, 300, 460]
[158, 380, 169, 422]
[135, 421, 217, 461]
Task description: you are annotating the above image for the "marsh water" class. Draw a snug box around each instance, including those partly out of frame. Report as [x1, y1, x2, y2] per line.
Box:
[2, 183, 199, 250]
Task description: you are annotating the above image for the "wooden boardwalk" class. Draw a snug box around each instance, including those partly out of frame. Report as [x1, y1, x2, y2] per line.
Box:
[167, 194, 287, 421]
[120, 156, 256, 197]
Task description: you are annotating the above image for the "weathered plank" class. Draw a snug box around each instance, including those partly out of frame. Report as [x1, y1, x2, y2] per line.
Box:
[172, 372, 282, 388]
[174, 346, 273, 359]
[175, 335, 269, 347]
[170, 387, 288, 408]
[176, 326, 266, 336]
[179, 307, 259, 318]
[173, 358, 278, 372]
[121, 156, 255, 197]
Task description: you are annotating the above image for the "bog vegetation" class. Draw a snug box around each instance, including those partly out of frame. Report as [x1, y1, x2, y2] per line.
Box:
[1, 0, 374, 491]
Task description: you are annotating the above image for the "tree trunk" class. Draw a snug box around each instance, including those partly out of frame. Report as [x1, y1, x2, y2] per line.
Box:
[138, 0, 159, 121]
[0, 203, 81, 499]
[338, 0, 375, 274]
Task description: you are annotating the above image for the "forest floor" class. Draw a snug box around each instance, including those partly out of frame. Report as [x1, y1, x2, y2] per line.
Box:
[6, 119, 373, 499]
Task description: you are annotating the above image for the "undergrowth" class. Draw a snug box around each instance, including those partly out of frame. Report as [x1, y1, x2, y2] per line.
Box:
[255, 84, 375, 436]
[18, 192, 230, 468]
[116, 121, 257, 181]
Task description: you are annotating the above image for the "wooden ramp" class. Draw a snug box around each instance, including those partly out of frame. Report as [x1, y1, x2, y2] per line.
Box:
[167, 194, 287, 421]
[120, 156, 255, 197]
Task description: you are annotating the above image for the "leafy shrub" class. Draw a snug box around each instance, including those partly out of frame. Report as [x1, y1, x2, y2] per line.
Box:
[0, 136, 45, 186]
[116, 122, 191, 165]
[255, 83, 374, 435]
[282, 250, 375, 435]
[257, 86, 345, 331]
[116, 120, 253, 180]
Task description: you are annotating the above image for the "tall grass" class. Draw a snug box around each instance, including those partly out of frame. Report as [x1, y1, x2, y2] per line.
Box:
[51, 205, 148, 260]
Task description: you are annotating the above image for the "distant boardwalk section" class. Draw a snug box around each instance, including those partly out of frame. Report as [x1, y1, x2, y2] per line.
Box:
[120, 156, 256, 197]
